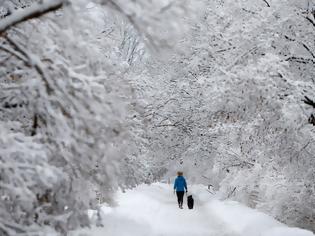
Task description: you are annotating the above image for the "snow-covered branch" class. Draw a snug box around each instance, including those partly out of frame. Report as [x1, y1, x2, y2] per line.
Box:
[4, 35, 53, 94]
[0, 0, 65, 33]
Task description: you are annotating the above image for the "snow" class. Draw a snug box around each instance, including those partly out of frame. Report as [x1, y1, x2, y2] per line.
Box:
[71, 183, 314, 236]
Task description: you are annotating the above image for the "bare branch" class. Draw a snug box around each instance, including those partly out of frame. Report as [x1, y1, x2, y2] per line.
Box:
[305, 15, 315, 28]
[154, 121, 180, 128]
[285, 56, 315, 65]
[227, 187, 237, 198]
[308, 114, 315, 126]
[303, 96, 315, 109]
[0, 44, 27, 61]
[262, 0, 270, 7]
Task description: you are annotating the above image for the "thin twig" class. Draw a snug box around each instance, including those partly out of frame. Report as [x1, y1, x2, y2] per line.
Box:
[285, 56, 315, 65]
[227, 187, 237, 198]
[106, 0, 158, 50]
[262, 0, 270, 7]
[284, 35, 315, 59]
[0, 44, 27, 61]
[305, 16, 315, 28]
[303, 96, 315, 108]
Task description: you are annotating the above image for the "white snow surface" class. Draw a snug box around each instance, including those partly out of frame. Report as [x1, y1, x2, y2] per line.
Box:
[71, 183, 314, 236]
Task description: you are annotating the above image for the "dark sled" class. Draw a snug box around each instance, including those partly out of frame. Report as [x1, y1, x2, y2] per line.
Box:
[187, 195, 194, 209]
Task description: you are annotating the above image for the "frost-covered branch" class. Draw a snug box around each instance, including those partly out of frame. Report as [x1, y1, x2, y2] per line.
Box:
[0, 0, 65, 33]
[4, 35, 53, 94]
[284, 35, 315, 59]
[105, 0, 156, 49]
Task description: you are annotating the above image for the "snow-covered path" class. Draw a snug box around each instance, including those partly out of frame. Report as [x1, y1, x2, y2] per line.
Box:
[72, 183, 314, 236]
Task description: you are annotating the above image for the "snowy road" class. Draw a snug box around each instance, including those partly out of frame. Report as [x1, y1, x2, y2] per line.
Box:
[72, 183, 314, 236]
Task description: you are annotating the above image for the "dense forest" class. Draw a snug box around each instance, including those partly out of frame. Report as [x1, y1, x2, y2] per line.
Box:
[0, 0, 314, 235]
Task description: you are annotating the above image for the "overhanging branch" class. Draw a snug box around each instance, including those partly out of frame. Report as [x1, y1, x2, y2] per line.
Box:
[0, 0, 65, 33]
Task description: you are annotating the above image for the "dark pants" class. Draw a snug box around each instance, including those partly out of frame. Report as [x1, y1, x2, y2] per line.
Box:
[176, 191, 185, 206]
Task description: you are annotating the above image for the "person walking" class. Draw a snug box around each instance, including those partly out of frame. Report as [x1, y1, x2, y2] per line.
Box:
[173, 171, 187, 209]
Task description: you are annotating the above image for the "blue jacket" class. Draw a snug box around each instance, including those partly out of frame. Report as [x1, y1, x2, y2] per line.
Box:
[174, 176, 187, 192]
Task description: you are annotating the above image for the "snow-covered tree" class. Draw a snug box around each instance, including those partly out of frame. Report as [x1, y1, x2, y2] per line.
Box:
[137, 0, 315, 231]
[0, 0, 197, 234]
[1, 0, 314, 234]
